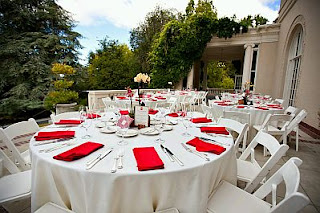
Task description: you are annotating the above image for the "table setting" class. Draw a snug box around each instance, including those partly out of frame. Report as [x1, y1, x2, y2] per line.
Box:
[29, 109, 237, 213]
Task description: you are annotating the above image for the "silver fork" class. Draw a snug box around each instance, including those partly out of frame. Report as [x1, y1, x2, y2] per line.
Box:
[117, 149, 124, 169]
[111, 156, 119, 173]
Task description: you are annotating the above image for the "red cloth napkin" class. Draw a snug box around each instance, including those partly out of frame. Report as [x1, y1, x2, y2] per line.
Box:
[53, 142, 104, 161]
[117, 96, 128, 100]
[168, 113, 179, 117]
[255, 107, 269, 110]
[54, 119, 83, 125]
[267, 104, 281, 107]
[119, 110, 129, 115]
[34, 131, 75, 141]
[218, 103, 230, 106]
[237, 106, 245, 108]
[200, 127, 229, 135]
[149, 109, 159, 115]
[191, 117, 212, 123]
[155, 96, 166, 100]
[86, 113, 101, 119]
[187, 138, 226, 155]
[133, 147, 164, 171]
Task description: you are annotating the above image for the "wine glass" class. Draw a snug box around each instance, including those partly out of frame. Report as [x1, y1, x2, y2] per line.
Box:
[154, 119, 164, 144]
[118, 126, 128, 146]
[182, 118, 191, 137]
[81, 107, 92, 139]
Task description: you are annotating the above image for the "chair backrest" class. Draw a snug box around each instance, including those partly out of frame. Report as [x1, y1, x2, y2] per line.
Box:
[253, 157, 309, 213]
[201, 104, 213, 118]
[217, 118, 249, 150]
[284, 106, 299, 116]
[223, 110, 250, 125]
[240, 130, 289, 193]
[50, 111, 81, 123]
[283, 110, 307, 138]
[209, 105, 223, 122]
[260, 114, 293, 131]
[275, 99, 284, 104]
[0, 148, 21, 175]
[215, 95, 220, 100]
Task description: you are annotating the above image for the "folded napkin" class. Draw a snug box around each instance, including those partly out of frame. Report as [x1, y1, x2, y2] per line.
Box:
[255, 107, 269, 110]
[167, 113, 179, 117]
[187, 137, 226, 155]
[214, 101, 225, 103]
[155, 96, 166, 100]
[191, 117, 212, 123]
[55, 119, 83, 125]
[53, 142, 104, 161]
[237, 106, 245, 108]
[200, 127, 229, 135]
[119, 110, 129, 115]
[133, 147, 164, 171]
[117, 96, 128, 100]
[149, 109, 159, 115]
[86, 113, 101, 119]
[218, 103, 230, 106]
[267, 104, 281, 107]
[34, 131, 75, 141]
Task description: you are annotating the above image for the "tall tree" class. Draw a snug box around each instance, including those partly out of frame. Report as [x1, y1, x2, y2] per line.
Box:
[0, 0, 81, 119]
[130, 6, 175, 73]
[88, 38, 140, 90]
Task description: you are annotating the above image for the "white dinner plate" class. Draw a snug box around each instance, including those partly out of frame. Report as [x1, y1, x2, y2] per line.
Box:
[116, 129, 139, 137]
[162, 125, 173, 131]
[140, 127, 159, 135]
[95, 122, 105, 128]
[100, 126, 117, 134]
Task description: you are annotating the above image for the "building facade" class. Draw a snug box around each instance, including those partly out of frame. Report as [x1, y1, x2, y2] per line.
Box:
[182, 0, 320, 130]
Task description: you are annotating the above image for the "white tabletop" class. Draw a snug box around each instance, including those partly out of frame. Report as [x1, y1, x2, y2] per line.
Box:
[30, 112, 237, 213]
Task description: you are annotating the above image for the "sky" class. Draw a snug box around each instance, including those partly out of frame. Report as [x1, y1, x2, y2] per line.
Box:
[57, 0, 281, 65]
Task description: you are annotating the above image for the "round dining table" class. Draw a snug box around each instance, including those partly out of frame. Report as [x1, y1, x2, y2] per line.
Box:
[29, 112, 237, 213]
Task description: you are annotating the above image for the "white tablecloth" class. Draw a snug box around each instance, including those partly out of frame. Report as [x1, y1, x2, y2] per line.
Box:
[30, 112, 236, 213]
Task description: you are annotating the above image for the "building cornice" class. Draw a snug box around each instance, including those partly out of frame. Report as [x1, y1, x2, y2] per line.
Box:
[278, 0, 297, 23]
[206, 23, 280, 47]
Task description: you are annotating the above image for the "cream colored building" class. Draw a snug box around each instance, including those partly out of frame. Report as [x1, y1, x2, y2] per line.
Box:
[182, 0, 320, 130]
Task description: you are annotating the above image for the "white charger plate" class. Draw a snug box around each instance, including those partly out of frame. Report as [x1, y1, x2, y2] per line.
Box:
[116, 129, 139, 137]
[140, 127, 159, 135]
[100, 126, 117, 134]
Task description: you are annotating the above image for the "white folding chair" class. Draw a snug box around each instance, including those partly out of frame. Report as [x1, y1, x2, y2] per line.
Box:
[209, 105, 223, 122]
[207, 157, 309, 213]
[1, 118, 40, 171]
[223, 111, 251, 125]
[201, 104, 213, 119]
[237, 130, 289, 193]
[283, 106, 299, 116]
[35, 202, 76, 213]
[50, 111, 81, 123]
[0, 149, 31, 205]
[217, 118, 249, 153]
[145, 101, 158, 109]
[253, 114, 293, 156]
[274, 99, 284, 105]
[281, 110, 307, 151]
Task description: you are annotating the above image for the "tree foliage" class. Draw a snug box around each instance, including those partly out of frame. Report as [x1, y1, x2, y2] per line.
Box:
[130, 6, 176, 73]
[0, 0, 81, 118]
[149, 0, 268, 88]
[207, 61, 236, 89]
[87, 38, 141, 90]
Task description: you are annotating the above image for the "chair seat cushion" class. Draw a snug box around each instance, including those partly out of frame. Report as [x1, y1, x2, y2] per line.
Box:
[0, 170, 31, 203]
[237, 159, 261, 182]
[35, 202, 75, 213]
[207, 181, 271, 213]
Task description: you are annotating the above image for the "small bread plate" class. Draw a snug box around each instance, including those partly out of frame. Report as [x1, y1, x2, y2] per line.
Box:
[116, 129, 139, 137]
[140, 127, 159, 135]
[100, 126, 117, 134]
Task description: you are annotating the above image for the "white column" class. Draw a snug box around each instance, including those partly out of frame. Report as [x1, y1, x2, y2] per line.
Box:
[202, 61, 208, 90]
[241, 43, 255, 90]
[187, 65, 194, 89]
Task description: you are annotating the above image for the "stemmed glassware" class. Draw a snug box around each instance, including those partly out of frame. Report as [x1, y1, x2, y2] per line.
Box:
[80, 107, 92, 139]
[118, 126, 129, 146]
[154, 118, 165, 143]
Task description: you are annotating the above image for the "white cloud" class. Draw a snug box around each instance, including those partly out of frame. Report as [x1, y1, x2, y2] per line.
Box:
[57, 0, 279, 29]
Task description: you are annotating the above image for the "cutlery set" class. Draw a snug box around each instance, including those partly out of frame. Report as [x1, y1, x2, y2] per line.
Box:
[198, 136, 230, 147]
[181, 143, 210, 161]
[86, 148, 113, 170]
[111, 149, 124, 173]
[39, 142, 76, 153]
[160, 144, 184, 166]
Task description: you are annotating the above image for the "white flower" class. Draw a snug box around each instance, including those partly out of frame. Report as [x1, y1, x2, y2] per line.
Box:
[141, 73, 148, 83]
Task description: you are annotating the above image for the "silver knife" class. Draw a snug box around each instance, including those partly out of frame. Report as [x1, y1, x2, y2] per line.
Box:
[34, 137, 75, 146]
[165, 148, 184, 166]
[198, 137, 230, 147]
[181, 143, 210, 161]
[160, 144, 174, 162]
[86, 148, 113, 170]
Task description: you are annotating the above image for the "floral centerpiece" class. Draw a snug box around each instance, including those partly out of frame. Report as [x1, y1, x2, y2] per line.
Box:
[134, 73, 150, 105]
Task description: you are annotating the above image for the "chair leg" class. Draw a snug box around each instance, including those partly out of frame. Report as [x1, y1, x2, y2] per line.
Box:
[295, 126, 299, 152]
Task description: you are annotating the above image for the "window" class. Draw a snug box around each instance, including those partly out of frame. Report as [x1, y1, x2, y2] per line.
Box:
[250, 46, 259, 91]
[286, 27, 303, 106]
